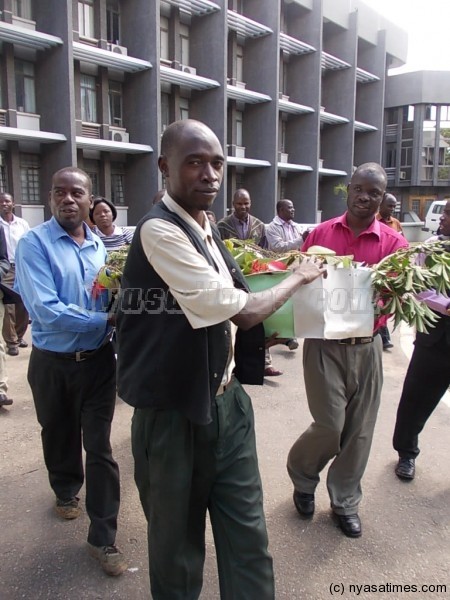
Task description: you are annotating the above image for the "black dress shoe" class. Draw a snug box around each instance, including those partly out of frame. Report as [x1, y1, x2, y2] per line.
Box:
[0, 393, 13, 406]
[7, 346, 19, 356]
[395, 457, 415, 480]
[18, 339, 29, 348]
[293, 490, 315, 518]
[334, 513, 361, 538]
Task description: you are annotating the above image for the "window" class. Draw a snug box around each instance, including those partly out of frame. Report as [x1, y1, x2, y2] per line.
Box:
[78, 0, 95, 38]
[160, 17, 169, 61]
[80, 74, 97, 123]
[425, 105, 437, 121]
[84, 160, 99, 196]
[19, 154, 40, 204]
[111, 168, 125, 206]
[0, 152, 8, 193]
[180, 24, 190, 65]
[161, 93, 170, 130]
[385, 144, 396, 168]
[440, 105, 450, 122]
[236, 45, 244, 83]
[109, 80, 122, 127]
[107, 2, 120, 44]
[13, 0, 33, 19]
[15, 60, 36, 113]
[180, 98, 189, 121]
[236, 111, 243, 146]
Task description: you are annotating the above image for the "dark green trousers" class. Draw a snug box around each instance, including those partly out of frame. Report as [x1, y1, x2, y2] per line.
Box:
[132, 378, 274, 600]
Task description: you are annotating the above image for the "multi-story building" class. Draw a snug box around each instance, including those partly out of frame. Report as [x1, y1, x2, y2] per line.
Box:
[384, 70, 450, 221]
[0, 0, 407, 227]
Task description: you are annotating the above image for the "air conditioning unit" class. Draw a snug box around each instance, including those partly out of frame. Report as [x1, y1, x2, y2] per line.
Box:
[109, 129, 129, 143]
[228, 145, 246, 158]
[107, 43, 128, 56]
[278, 152, 289, 163]
[399, 171, 407, 180]
[180, 64, 197, 75]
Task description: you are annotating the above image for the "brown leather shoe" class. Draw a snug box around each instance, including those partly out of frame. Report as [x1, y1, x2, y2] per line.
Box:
[264, 366, 283, 377]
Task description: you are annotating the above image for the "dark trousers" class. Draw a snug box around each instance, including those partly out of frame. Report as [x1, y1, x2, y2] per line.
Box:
[28, 343, 120, 547]
[2, 266, 29, 349]
[393, 341, 450, 459]
[132, 378, 274, 600]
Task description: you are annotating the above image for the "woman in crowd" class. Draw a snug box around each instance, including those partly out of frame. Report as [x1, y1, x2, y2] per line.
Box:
[90, 197, 134, 250]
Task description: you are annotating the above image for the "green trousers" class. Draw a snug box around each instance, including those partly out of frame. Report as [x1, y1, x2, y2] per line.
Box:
[132, 378, 274, 600]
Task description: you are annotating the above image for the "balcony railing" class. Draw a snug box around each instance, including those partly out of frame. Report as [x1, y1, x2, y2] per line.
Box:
[279, 32, 315, 56]
[356, 67, 380, 84]
[163, 0, 220, 16]
[227, 10, 272, 39]
[321, 51, 351, 72]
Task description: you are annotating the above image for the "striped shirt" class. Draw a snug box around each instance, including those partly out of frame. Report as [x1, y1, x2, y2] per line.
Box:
[93, 225, 135, 251]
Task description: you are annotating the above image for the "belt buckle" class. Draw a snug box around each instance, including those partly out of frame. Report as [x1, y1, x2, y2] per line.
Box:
[75, 351, 87, 362]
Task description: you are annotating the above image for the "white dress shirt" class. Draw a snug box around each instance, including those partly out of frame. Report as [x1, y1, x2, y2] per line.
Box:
[0, 215, 30, 262]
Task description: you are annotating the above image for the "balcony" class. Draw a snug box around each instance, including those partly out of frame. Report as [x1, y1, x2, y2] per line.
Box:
[227, 84, 271, 105]
[227, 10, 273, 40]
[0, 20, 62, 50]
[321, 52, 351, 72]
[320, 109, 349, 127]
[279, 32, 316, 56]
[72, 42, 152, 73]
[163, 0, 220, 16]
[356, 67, 380, 84]
[278, 98, 314, 115]
[354, 120, 377, 133]
[160, 65, 220, 90]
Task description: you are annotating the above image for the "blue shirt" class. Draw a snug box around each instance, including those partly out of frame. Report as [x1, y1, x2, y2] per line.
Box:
[15, 217, 110, 352]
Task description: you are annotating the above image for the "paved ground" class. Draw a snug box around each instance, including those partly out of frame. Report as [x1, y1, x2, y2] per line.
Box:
[1, 326, 449, 600]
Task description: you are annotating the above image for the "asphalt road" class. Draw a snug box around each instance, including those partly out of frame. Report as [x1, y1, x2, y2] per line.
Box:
[1, 326, 449, 600]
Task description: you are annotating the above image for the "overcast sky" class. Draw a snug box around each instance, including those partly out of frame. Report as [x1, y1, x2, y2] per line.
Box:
[362, 0, 450, 73]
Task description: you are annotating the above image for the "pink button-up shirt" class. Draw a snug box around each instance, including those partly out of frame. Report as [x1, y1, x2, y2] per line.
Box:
[302, 212, 408, 265]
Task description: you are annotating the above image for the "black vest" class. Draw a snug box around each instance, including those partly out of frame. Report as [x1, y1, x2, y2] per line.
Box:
[116, 202, 265, 425]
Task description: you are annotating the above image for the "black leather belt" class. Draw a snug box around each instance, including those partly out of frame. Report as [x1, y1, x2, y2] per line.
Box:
[35, 338, 111, 362]
[337, 336, 374, 345]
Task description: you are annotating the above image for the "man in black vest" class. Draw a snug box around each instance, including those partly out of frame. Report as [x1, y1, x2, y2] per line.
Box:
[116, 119, 324, 600]
[393, 200, 450, 481]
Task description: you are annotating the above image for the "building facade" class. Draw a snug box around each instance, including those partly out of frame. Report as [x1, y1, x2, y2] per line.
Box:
[0, 0, 407, 226]
[384, 70, 450, 221]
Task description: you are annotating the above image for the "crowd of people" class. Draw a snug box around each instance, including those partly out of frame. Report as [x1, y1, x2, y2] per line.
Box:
[1, 118, 449, 599]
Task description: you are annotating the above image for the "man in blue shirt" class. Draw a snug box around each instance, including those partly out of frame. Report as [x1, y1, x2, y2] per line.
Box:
[15, 167, 126, 577]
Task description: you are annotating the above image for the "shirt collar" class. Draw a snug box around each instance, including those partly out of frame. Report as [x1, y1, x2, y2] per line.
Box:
[334, 212, 381, 239]
[0, 215, 15, 225]
[273, 215, 293, 226]
[49, 216, 99, 246]
[376, 212, 393, 224]
[162, 193, 211, 241]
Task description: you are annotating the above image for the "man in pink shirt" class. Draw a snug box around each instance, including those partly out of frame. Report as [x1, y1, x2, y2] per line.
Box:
[287, 163, 407, 538]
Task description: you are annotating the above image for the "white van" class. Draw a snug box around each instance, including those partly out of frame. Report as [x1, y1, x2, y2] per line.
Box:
[425, 200, 447, 233]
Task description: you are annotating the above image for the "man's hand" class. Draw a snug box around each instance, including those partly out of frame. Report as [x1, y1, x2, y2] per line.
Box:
[265, 332, 291, 348]
[291, 257, 326, 284]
